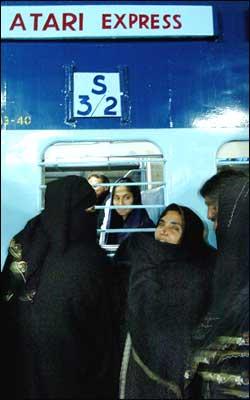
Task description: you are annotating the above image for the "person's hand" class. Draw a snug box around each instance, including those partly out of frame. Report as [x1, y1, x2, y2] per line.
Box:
[242, 332, 249, 345]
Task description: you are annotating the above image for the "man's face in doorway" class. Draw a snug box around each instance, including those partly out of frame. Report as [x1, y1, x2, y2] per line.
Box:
[204, 196, 218, 230]
[88, 176, 108, 199]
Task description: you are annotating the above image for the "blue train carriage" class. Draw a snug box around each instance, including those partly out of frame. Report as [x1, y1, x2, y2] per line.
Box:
[1, 1, 249, 266]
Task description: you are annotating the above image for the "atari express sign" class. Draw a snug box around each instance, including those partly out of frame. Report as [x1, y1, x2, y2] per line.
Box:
[1, 5, 214, 39]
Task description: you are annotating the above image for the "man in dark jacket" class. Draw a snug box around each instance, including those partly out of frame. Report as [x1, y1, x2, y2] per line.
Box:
[1, 176, 117, 399]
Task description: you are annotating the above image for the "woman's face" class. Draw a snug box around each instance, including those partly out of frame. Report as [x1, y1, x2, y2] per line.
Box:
[155, 210, 184, 244]
[113, 185, 134, 220]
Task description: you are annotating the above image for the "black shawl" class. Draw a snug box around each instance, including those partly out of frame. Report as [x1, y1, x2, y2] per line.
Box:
[1, 176, 117, 399]
[200, 176, 249, 345]
[1, 175, 98, 301]
[115, 205, 215, 398]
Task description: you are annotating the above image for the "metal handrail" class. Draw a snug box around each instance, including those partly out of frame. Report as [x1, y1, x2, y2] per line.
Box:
[40, 182, 166, 189]
[217, 160, 249, 165]
[39, 158, 166, 167]
[95, 205, 164, 209]
[97, 228, 156, 233]
[91, 181, 165, 187]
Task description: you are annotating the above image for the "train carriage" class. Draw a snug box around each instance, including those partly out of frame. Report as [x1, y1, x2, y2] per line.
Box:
[1, 0, 249, 266]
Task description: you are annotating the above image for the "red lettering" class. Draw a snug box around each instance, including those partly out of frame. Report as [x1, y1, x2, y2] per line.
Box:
[9, 13, 26, 30]
[129, 14, 138, 28]
[139, 14, 149, 29]
[173, 14, 182, 29]
[114, 14, 126, 29]
[62, 13, 77, 31]
[151, 14, 160, 29]
[102, 14, 111, 29]
[163, 14, 171, 29]
[30, 13, 42, 30]
[79, 13, 84, 31]
[42, 13, 59, 31]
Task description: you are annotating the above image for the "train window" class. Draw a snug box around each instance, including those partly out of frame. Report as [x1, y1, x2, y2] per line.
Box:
[41, 141, 166, 254]
[216, 140, 249, 175]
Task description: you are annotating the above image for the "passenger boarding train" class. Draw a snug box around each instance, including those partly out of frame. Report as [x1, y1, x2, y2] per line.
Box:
[1, 0, 249, 267]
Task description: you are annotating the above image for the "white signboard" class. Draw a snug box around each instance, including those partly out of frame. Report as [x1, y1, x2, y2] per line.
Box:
[1, 5, 214, 39]
[73, 73, 122, 118]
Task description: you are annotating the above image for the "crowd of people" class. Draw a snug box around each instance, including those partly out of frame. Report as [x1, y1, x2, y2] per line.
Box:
[1, 168, 249, 399]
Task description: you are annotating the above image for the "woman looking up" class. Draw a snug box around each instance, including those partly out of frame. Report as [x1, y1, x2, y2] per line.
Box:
[116, 203, 216, 399]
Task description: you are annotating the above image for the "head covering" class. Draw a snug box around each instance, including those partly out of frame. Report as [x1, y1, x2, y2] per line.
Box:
[125, 205, 215, 395]
[157, 203, 211, 260]
[42, 175, 97, 249]
[105, 177, 154, 244]
[2, 176, 97, 302]
[201, 176, 249, 344]
[113, 177, 142, 204]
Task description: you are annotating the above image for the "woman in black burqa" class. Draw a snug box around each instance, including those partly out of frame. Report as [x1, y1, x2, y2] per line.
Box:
[1, 176, 117, 399]
[114, 203, 216, 399]
[190, 176, 249, 399]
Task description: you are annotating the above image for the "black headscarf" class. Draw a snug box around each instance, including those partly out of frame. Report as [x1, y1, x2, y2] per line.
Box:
[157, 203, 213, 261]
[1, 176, 97, 302]
[200, 176, 249, 345]
[125, 204, 215, 394]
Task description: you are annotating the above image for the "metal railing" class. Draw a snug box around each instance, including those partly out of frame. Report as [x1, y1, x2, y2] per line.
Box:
[40, 155, 166, 253]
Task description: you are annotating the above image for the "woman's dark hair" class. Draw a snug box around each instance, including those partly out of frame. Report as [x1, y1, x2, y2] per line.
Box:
[106, 177, 144, 244]
[157, 203, 207, 258]
[112, 177, 142, 205]
[199, 168, 246, 200]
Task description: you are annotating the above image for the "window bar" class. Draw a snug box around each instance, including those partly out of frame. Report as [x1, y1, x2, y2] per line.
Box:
[40, 181, 166, 189]
[39, 158, 167, 167]
[97, 228, 156, 233]
[95, 205, 165, 209]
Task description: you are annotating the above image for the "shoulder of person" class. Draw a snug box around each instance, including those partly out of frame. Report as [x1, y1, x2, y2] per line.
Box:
[141, 210, 155, 227]
[11, 214, 41, 244]
[115, 232, 154, 256]
[65, 241, 111, 271]
[201, 244, 217, 272]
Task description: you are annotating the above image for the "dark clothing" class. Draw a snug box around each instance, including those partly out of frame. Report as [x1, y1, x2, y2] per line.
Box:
[1, 176, 117, 399]
[191, 177, 249, 399]
[96, 191, 110, 229]
[102, 177, 155, 245]
[106, 208, 155, 245]
[114, 225, 216, 398]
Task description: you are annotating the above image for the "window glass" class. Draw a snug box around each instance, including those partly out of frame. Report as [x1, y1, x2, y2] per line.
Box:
[216, 141, 249, 175]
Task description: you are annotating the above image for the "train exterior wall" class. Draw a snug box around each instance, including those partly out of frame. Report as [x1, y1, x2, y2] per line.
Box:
[1, 1, 248, 130]
[1, 1, 249, 266]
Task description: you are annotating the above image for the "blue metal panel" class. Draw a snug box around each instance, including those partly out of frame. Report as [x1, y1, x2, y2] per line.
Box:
[1, 1, 249, 266]
[1, 1, 249, 130]
[1, 127, 248, 266]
